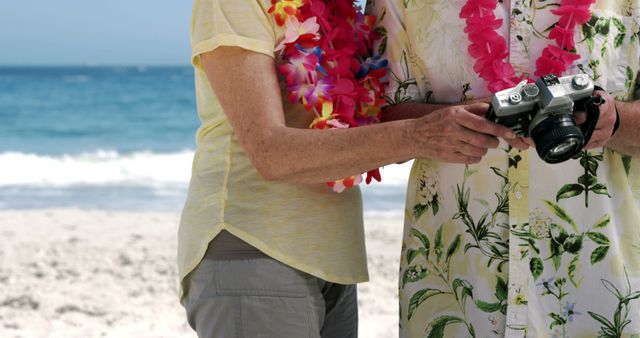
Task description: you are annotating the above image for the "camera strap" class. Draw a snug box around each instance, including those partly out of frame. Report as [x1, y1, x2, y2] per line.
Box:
[577, 85, 621, 149]
[592, 85, 621, 136]
[579, 95, 604, 148]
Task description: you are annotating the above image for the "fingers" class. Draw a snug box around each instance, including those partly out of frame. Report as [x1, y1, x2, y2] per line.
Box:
[413, 103, 523, 164]
[455, 124, 501, 149]
[453, 140, 490, 158]
[455, 107, 517, 140]
[435, 151, 482, 164]
[464, 102, 491, 116]
[505, 136, 530, 150]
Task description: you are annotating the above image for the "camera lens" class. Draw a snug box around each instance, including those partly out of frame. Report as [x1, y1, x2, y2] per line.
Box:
[530, 114, 584, 164]
[549, 139, 582, 158]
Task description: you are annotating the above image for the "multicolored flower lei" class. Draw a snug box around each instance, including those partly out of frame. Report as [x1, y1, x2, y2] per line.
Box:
[460, 0, 595, 93]
[268, 0, 388, 192]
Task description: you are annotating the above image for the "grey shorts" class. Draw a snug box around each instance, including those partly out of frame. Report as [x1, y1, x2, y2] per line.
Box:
[182, 231, 358, 338]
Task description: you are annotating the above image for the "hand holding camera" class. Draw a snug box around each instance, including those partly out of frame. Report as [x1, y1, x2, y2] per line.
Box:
[575, 88, 617, 150]
[411, 102, 518, 164]
[486, 74, 617, 163]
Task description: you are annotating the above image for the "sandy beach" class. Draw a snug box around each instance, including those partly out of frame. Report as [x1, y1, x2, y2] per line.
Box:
[0, 209, 403, 338]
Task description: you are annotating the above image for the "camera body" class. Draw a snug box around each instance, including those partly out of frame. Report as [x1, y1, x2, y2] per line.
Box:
[487, 74, 596, 163]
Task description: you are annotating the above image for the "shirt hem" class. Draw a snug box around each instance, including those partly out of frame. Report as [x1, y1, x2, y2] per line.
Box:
[178, 222, 370, 303]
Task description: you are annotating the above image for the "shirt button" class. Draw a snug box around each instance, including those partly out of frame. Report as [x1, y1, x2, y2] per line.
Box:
[515, 191, 523, 200]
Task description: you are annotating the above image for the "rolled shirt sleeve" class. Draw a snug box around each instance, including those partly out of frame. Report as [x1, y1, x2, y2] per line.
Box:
[191, 0, 276, 68]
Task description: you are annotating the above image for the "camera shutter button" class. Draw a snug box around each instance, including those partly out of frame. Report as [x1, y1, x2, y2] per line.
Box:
[572, 75, 590, 90]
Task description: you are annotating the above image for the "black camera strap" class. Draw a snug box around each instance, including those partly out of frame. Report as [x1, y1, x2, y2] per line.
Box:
[593, 85, 621, 136]
[580, 95, 604, 147]
[577, 85, 621, 149]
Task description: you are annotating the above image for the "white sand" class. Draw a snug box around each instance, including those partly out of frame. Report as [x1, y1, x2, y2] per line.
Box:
[0, 209, 403, 338]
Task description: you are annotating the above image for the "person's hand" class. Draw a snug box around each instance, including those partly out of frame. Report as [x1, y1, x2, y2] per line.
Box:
[574, 90, 617, 149]
[410, 102, 519, 164]
[470, 96, 530, 151]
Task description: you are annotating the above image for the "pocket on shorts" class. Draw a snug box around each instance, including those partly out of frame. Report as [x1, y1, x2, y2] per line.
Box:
[213, 258, 312, 298]
[240, 294, 312, 338]
[183, 258, 217, 305]
[215, 258, 316, 337]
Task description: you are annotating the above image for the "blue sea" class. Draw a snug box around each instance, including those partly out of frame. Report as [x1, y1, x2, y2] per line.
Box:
[0, 66, 409, 213]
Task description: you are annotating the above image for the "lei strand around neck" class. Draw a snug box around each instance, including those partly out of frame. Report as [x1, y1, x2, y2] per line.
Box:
[460, 0, 595, 93]
[268, 0, 388, 192]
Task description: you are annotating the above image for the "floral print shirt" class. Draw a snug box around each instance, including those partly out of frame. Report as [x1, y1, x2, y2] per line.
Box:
[370, 0, 640, 337]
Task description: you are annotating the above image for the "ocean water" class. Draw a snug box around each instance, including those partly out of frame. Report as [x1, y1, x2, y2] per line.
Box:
[0, 66, 409, 213]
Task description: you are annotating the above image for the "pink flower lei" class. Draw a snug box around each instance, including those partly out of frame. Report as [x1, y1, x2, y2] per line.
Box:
[268, 0, 388, 193]
[460, 0, 595, 93]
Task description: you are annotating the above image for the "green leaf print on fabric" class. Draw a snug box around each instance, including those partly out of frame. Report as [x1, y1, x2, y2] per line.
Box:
[410, 228, 430, 258]
[384, 50, 418, 106]
[507, 146, 523, 169]
[592, 214, 611, 229]
[530, 256, 544, 280]
[452, 278, 474, 308]
[475, 277, 508, 315]
[475, 299, 503, 313]
[535, 204, 612, 287]
[402, 265, 428, 287]
[434, 224, 444, 262]
[374, 25, 387, 56]
[587, 232, 610, 245]
[406, 248, 420, 265]
[455, 166, 510, 272]
[556, 184, 585, 201]
[407, 288, 449, 320]
[588, 269, 640, 338]
[590, 245, 610, 264]
[424, 315, 468, 338]
[622, 155, 633, 176]
[568, 256, 583, 287]
[461, 83, 472, 102]
[624, 66, 635, 92]
[544, 201, 577, 231]
[446, 234, 462, 263]
[402, 224, 476, 336]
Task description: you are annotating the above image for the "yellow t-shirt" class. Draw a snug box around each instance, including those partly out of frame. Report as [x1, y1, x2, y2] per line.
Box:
[178, 0, 369, 301]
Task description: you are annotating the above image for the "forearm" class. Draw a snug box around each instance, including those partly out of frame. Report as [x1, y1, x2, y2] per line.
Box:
[202, 47, 509, 184]
[606, 100, 640, 156]
[381, 102, 446, 122]
[381, 96, 493, 122]
[249, 120, 415, 183]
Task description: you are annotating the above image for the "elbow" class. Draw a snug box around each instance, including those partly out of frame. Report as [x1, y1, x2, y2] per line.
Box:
[243, 131, 290, 182]
[252, 156, 283, 182]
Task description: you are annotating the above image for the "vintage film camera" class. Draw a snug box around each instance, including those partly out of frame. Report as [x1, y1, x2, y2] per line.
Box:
[486, 74, 604, 164]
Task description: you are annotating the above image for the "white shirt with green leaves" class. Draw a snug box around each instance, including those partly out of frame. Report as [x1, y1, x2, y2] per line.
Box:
[371, 0, 640, 336]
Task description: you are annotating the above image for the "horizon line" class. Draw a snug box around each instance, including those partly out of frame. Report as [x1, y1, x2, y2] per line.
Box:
[0, 63, 192, 68]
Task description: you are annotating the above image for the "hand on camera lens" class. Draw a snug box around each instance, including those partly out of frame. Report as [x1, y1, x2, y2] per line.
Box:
[411, 102, 518, 164]
[574, 90, 616, 149]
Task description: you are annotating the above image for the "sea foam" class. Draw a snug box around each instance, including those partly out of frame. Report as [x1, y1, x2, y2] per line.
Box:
[0, 150, 411, 192]
[0, 150, 194, 187]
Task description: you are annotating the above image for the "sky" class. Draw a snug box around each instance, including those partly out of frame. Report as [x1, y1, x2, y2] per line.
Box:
[0, 0, 193, 66]
[0, 0, 368, 66]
